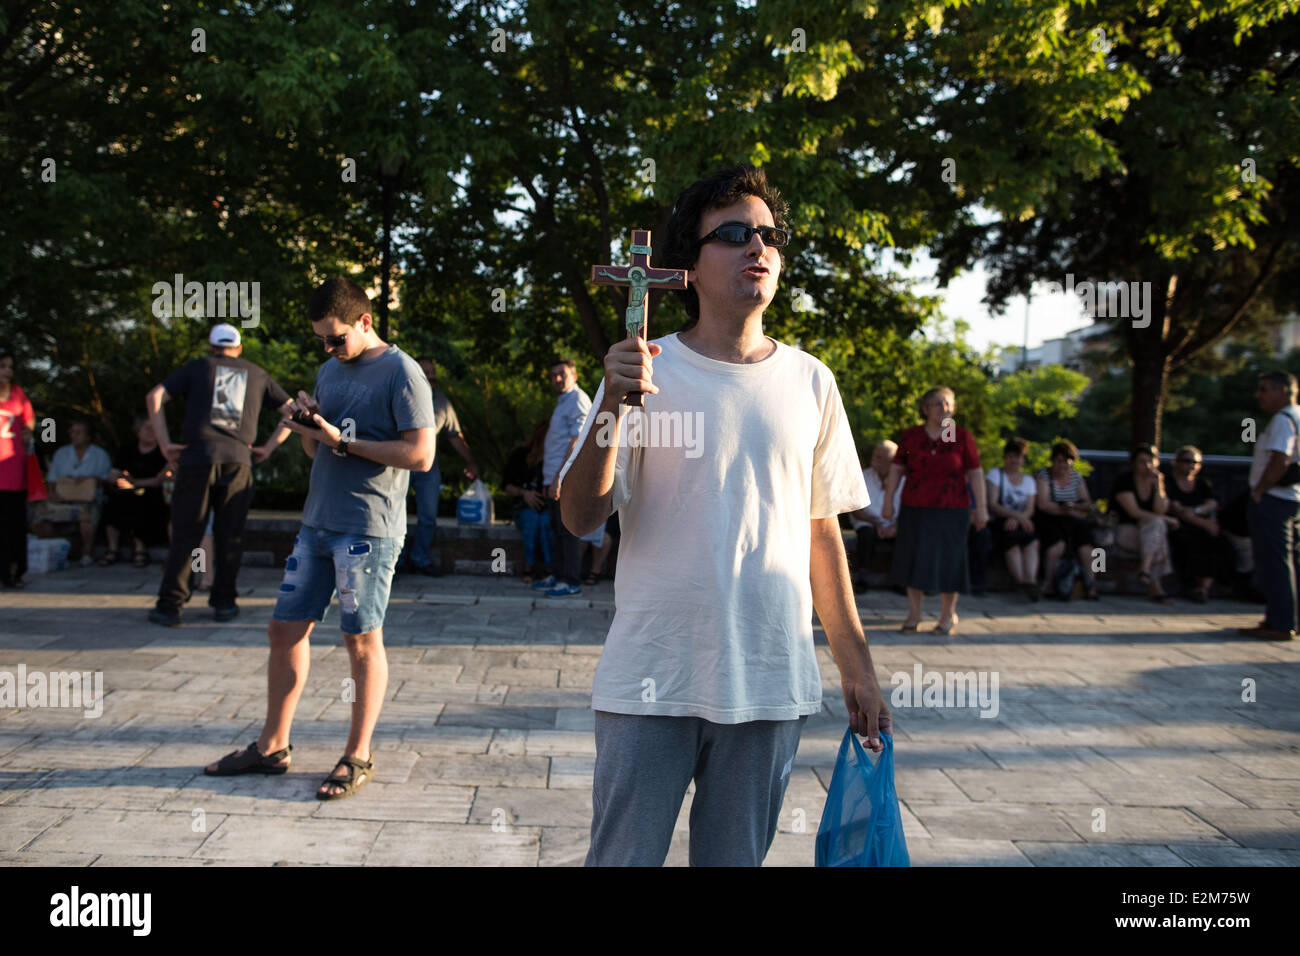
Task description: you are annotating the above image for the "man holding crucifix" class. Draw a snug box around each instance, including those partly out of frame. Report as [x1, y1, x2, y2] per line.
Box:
[561, 165, 891, 866]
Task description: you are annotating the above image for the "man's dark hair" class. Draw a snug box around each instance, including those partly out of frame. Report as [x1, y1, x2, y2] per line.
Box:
[1050, 440, 1078, 462]
[549, 356, 576, 371]
[663, 164, 790, 322]
[1260, 369, 1298, 395]
[1004, 437, 1028, 457]
[69, 419, 94, 439]
[307, 278, 372, 326]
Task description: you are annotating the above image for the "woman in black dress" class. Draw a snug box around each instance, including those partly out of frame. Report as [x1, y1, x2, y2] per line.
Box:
[100, 417, 170, 567]
[1165, 445, 1226, 602]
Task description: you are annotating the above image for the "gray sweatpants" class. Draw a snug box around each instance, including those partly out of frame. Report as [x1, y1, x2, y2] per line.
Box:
[585, 711, 806, 867]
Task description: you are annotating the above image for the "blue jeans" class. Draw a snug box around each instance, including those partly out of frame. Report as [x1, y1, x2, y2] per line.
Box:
[406, 464, 441, 569]
[515, 504, 554, 568]
[272, 525, 401, 635]
[1249, 495, 1300, 632]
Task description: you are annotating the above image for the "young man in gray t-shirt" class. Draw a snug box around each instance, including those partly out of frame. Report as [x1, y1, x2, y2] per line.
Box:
[204, 278, 436, 801]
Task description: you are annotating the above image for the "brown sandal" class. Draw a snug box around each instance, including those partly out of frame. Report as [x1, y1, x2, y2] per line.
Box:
[316, 754, 374, 801]
[205, 741, 292, 775]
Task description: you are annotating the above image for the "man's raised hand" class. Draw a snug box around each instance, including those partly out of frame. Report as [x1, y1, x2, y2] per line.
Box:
[603, 337, 661, 405]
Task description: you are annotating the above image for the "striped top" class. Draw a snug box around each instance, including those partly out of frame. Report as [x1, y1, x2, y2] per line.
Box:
[1036, 467, 1085, 503]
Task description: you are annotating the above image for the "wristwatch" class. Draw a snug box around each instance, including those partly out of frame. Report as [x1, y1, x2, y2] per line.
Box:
[332, 440, 350, 458]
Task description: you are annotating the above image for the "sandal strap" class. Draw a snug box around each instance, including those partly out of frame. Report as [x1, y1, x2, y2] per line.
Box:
[216, 740, 291, 769]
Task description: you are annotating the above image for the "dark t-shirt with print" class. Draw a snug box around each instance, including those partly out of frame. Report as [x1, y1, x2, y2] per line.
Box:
[162, 356, 290, 468]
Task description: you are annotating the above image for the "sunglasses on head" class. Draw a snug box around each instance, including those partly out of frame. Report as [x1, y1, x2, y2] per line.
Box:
[696, 222, 789, 248]
[313, 331, 349, 349]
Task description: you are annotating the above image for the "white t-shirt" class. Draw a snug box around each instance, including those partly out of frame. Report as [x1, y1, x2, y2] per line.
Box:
[986, 467, 1035, 512]
[560, 333, 868, 723]
[852, 468, 902, 529]
[1250, 406, 1300, 503]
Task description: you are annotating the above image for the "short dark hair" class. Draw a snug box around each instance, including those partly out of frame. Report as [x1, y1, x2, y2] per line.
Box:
[1131, 444, 1158, 463]
[663, 164, 790, 321]
[1260, 370, 1298, 395]
[416, 355, 436, 370]
[1050, 440, 1078, 462]
[307, 278, 372, 326]
[549, 356, 576, 371]
[1004, 437, 1028, 457]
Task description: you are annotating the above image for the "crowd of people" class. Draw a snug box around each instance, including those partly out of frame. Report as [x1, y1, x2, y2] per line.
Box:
[0, 333, 612, 603]
[848, 370, 1300, 639]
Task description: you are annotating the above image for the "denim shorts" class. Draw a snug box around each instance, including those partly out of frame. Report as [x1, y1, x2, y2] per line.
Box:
[272, 525, 400, 635]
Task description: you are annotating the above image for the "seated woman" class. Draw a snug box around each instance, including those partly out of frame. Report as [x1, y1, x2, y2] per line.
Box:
[1111, 444, 1177, 604]
[1035, 440, 1099, 600]
[502, 421, 554, 584]
[100, 417, 170, 567]
[986, 437, 1040, 601]
[1165, 445, 1226, 603]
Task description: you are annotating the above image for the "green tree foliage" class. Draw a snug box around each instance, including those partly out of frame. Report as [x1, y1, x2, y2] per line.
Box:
[938, 1, 1300, 448]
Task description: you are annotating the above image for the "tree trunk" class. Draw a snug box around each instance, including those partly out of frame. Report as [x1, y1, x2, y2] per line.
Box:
[1127, 272, 1175, 449]
[567, 267, 611, 359]
[1129, 348, 1168, 449]
[380, 177, 395, 342]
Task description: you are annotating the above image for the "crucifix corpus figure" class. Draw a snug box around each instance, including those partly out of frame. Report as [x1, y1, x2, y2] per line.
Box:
[591, 229, 687, 406]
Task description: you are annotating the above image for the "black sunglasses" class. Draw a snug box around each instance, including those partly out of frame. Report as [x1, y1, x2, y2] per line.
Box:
[313, 331, 349, 349]
[696, 222, 789, 248]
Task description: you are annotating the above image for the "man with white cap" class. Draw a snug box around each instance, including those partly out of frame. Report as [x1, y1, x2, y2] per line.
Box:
[146, 323, 294, 626]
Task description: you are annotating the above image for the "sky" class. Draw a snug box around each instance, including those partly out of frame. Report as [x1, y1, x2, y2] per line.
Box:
[881, 249, 1095, 354]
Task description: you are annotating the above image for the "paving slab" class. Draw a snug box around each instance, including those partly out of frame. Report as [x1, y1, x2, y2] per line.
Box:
[1, 566, 1296, 865]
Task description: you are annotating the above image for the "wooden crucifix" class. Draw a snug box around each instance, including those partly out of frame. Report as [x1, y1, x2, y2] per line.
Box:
[591, 229, 687, 406]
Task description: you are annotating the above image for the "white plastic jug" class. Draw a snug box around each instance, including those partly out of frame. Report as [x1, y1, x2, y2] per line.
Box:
[456, 479, 494, 525]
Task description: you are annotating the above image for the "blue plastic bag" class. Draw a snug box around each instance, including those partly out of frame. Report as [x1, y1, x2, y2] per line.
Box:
[815, 729, 910, 867]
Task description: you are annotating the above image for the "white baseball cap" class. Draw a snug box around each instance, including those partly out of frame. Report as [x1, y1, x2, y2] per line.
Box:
[209, 323, 241, 346]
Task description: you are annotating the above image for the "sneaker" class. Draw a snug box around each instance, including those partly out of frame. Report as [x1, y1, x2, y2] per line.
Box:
[213, 605, 239, 622]
[530, 575, 558, 591]
[148, 607, 181, 628]
[79, 554, 95, 568]
[544, 583, 582, 598]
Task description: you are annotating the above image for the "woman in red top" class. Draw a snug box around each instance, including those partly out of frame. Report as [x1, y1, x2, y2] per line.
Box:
[0, 350, 36, 588]
[882, 386, 988, 634]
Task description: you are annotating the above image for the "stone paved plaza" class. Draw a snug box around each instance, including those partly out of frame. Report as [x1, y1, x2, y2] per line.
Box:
[1, 564, 1298, 866]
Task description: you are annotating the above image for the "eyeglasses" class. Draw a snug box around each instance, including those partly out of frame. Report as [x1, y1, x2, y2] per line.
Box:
[313, 331, 349, 349]
[1177, 457, 1201, 465]
[695, 222, 789, 248]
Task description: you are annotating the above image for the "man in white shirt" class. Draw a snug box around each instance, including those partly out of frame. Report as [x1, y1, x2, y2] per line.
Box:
[849, 440, 904, 593]
[536, 356, 592, 597]
[1241, 370, 1300, 640]
[561, 165, 891, 866]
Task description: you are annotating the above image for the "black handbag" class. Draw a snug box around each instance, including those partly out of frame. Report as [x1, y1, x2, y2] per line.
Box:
[1276, 410, 1300, 487]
